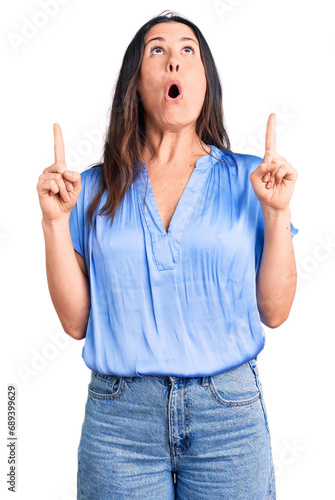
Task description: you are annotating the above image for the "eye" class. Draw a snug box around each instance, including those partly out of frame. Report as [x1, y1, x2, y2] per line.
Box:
[150, 46, 164, 55]
[183, 45, 195, 54]
[150, 45, 196, 55]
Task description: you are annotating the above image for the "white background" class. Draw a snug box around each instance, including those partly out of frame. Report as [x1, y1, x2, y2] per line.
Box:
[1, 0, 334, 498]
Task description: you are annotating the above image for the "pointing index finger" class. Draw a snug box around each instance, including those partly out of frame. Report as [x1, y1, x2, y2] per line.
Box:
[53, 123, 65, 163]
[265, 113, 276, 152]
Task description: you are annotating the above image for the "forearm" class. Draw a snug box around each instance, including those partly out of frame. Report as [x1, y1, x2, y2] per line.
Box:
[42, 217, 90, 340]
[256, 207, 297, 328]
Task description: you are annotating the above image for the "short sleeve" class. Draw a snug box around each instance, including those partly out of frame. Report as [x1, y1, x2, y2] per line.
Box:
[290, 222, 299, 238]
[69, 172, 85, 259]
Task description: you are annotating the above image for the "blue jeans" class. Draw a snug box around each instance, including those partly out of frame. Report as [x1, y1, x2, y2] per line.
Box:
[77, 357, 276, 499]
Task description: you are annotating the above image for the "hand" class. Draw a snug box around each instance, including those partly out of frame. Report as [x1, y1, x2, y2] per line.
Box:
[249, 113, 298, 212]
[36, 123, 82, 223]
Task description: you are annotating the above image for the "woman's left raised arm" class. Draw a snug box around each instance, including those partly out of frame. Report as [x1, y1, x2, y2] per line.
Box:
[249, 113, 299, 328]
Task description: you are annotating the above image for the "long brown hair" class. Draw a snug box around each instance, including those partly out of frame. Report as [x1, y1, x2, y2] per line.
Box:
[85, 10, 233, 229]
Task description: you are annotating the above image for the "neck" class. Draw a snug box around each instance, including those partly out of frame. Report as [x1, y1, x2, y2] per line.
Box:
[141, 125, 210, 167]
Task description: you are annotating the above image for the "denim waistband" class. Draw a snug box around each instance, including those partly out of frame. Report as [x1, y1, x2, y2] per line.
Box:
[125, 375, 211, 385]
[92, 357, 257, 386]
[93, 372, 211, 387]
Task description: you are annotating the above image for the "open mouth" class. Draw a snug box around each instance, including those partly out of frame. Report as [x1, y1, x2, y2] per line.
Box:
[165, 81, 183, 102]
[168, 84, 180, 98]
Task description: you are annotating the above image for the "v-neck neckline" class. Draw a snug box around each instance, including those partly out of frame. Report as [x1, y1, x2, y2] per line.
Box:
[141, 146, 213, 235]
[135, 145, 220, 270]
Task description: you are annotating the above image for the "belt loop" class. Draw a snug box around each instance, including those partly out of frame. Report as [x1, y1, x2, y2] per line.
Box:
[201, 376, 209, 386]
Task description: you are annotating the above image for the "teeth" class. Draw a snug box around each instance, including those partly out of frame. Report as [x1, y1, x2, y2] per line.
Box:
[168, 84, 180, 98]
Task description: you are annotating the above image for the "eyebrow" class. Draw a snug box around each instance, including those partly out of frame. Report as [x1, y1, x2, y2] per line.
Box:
[144, 36, 199, 47]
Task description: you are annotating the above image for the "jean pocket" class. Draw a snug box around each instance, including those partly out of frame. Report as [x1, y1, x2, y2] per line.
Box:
[209, 358, 261, 407]
[88, 371, 125, 400]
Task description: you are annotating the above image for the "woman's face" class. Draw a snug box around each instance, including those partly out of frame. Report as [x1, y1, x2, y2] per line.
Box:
[137, 22, 207, 133]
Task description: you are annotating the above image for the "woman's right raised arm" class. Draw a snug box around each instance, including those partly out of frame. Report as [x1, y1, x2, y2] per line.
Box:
[37, 124, 90, 340]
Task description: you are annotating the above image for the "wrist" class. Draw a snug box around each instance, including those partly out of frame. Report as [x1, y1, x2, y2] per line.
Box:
[41, 215, 70, 231]
[261, 205, 291, 219]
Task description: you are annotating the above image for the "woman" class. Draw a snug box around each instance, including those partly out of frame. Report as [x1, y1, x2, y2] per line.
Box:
[37, 10, 298, 500]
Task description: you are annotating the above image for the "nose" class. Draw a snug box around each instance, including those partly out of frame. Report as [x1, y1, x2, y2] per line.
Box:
[168, 62, 179, 72]
[167, 53, 179, 73]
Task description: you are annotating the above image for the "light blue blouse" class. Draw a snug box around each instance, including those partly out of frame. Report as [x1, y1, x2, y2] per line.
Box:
[69, 145, 298, 377]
